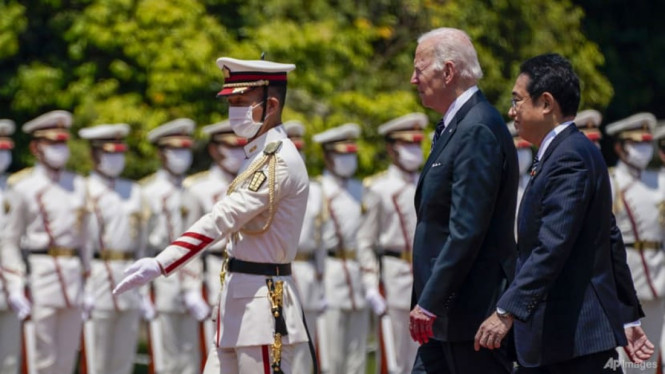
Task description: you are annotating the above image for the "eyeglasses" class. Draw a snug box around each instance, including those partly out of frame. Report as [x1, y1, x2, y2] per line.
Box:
[510, 96, 531, 110]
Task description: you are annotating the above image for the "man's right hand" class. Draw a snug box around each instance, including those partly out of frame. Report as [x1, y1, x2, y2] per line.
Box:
[9, 292, 31, 320]
[113, 258, 162, 295]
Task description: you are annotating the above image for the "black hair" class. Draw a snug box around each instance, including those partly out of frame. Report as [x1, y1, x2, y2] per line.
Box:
[519, 53, 580, 117]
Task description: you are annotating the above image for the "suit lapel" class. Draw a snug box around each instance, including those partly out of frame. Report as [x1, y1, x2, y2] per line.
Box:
[528, 124, 579, 184]
[416, 91, 487, 196]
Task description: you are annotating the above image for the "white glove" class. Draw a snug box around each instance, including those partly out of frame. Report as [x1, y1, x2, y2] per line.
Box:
[183, 290, 210, 321]
[365, 288, 387, 316]
[9, 292, 32, 320]
[140, 294, 156, 321]
[113, 258, 162, 295]
[81, 293, 95, 320]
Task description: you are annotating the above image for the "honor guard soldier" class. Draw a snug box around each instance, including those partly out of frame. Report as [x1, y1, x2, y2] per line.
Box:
[0, 119, 20, 374]
[653, 120, 665, 370]
[2, 110, 89, 374]
[113, 57, 312, 374]
[606, 112, 665, 373]
[313, 123, 382, 374]
[361, 113, 426, 374]
[507, 121, 533, 226]
[284, 120, 328, 373]
[574, 109, 603, 148]
[78, 123, 153, 374]
[141, 118, 209, 374]
[184, 120, 247, 355]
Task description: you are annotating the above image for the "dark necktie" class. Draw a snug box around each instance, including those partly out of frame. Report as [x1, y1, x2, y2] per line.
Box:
[530, 156, 540, 177]
[431, 119, 446, 148]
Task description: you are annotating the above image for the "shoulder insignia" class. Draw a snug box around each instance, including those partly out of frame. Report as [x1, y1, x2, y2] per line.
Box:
[183, 170, 210, 188]
[263, 140, 283, 155]
[363, 170, 388, 188]
[248, 171, 267, 192]
[138, 173, 157, 186]
[7, 167, 33, 187]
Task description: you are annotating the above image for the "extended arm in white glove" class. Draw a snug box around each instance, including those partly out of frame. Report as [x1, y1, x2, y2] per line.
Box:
[183, 290, 210, 321]
[112, 258, 162, 295]
[9, 292, 32, 320]
[366, 288, 387, 316]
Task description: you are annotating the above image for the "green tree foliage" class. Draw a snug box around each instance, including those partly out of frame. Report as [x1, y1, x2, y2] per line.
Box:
[1, 0, 610, 179]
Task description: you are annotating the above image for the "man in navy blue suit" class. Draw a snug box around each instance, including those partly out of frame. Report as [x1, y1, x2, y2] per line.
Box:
[474, 53, 654, 373]
[409, 27, 518, 373]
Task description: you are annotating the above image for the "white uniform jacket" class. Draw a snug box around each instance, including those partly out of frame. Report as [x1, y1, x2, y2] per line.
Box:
[320, 171, 379, 311]
[0, 175, 11, 310]
[1, 164, 88, 308]
[360, 165, 417, 310]
[84, 172, 145, 311]
[142, 169, 202, 313]
[610, 161, 665, 300]
[154, 125, 310, 348]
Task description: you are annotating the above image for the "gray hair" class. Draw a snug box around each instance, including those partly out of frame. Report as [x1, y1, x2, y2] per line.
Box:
[417, 28, 483, 83]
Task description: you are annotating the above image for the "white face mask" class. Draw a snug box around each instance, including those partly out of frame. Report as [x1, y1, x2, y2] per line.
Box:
[516, 148, 533, 176]
[624, 142, 653, 170]
[331, 153, 357, 178]
[395, 143, 423, 172]
[164, 148, 192, 175]
[0, 150, 11, 174]
[41, 143, 69, 169]
[97, 152, 125, 178]
[218, 146, 245, 174]
[228, 102, 266, 139]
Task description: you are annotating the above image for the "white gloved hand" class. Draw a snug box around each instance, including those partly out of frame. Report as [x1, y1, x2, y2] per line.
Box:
[112, 258, 162, 295]
[140, 294, 156, 320]
[365, 288, 387, 316]
[183, 290, 210, 322]
[81, 293, 95, 320]
[9, 292, 32, 320]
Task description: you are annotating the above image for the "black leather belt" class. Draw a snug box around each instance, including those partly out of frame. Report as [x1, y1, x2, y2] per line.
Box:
[228, 258, 291, 276]
[383, 249, 412, 262]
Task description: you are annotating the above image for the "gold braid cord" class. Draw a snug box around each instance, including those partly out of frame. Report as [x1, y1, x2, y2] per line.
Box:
[226, 153, 278, 235]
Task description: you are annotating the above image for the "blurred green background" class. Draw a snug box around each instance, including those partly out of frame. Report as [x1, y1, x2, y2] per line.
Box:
[0, 0, 662, 177]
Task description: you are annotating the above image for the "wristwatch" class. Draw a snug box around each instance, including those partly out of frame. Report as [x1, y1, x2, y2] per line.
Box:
[496, 307, 513, 320]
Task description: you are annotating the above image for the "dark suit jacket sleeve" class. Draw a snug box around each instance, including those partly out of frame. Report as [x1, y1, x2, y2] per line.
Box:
[418, 123, 504, 314]
[497, 151, 590, 321]
[609, 213, 644, 322]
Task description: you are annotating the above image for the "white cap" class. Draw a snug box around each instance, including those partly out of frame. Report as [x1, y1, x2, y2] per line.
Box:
[22, 110, 72, 140]
[202, 120, 247, 146]
[606, 112, 656, 142]
[79, 123, 130, 140]
[0, 119, 15, 136]
[216, 57, 295, 97]
[313, 123, 360, 144]
[574, 109, 602, 129]
[0, 119, 15, 150]
[283, 120, 305, 138]
[147, 118, 195, 147]
[378, 113, 427, 135]
[654, 120, 665, 142]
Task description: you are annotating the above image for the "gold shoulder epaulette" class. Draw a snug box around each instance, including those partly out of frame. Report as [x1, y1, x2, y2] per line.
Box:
[263, 140, 283, 155]
[7, 167, 33, 187]
[183, 170, 209, 188]
[138, 173, 156, 186]
[363, 170, 387, 188]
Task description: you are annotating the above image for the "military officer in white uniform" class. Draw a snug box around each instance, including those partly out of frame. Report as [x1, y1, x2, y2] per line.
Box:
[652, 121, 665, 370]
[359, 113, 426, 374]
[606, 112, 665, 373]
[1, 110, 88, 374]
[284, 120, 327, 373]
[113, 57, 311, 374]
[313, 123, 383, 374]
[141, 118, 209, 374]
[0, 119, 20, 374]
[574, 109, 603, 148]
[507, 121, 533, 232]
[78, 123, 153, 374]
[184, 120, 247, 354]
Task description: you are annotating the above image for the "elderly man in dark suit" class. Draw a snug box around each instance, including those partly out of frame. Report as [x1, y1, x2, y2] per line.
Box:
[409, 27, 518, 373]
[475, 53, 654, 373]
